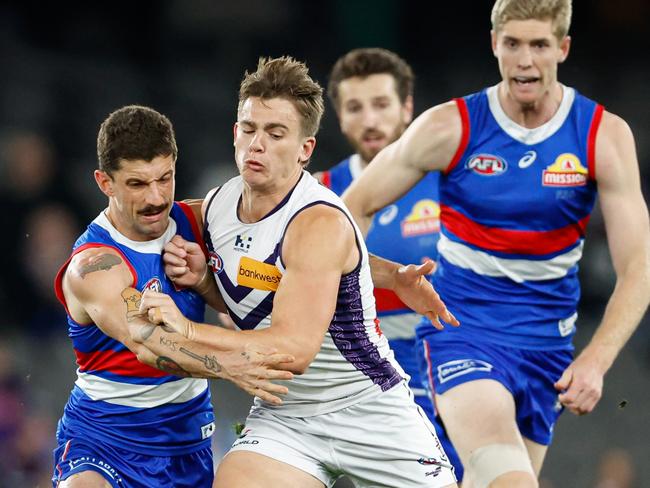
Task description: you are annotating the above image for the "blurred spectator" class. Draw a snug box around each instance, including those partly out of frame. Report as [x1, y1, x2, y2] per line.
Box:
[0, 342, 56, 487]
[0, 132, 85, 332]
[21, 203, 81, 335]
[594, 448, 636, 488]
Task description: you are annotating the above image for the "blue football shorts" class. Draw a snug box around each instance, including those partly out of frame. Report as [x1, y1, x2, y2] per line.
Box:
[52, 435, 213, 488]
[417, 333, 573, 479]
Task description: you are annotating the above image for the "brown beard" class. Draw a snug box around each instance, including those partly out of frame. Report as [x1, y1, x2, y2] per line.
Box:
[346, 122, 406, 165]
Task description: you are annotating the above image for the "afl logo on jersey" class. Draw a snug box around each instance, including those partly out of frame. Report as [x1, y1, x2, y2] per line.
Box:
[143, 277, 163, 293]
[466, 154, 507, 176]
[208, 251, 224, 274]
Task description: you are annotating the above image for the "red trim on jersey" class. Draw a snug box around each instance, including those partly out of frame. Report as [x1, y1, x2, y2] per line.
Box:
[373, 288, 407, 313]
[176, 201, 208, 258]
[441, 204, 590, 255]
[443, 98, 470, 175]
[54, 243, 138, 318]
[423, 340, 438, 416]
[587, 104, 604, 181]
[75, 348, 169, 377]
[321, 171, 332, 189]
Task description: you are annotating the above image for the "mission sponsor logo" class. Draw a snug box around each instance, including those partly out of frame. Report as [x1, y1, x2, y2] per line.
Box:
[208, 251, 224, 274]
[437, 358, 493, 383]
[542, 153, 588, 187]
[142, 277, 162, 292]
[237, 256, 282, 291]
[401, 200, 440, 237]
[466, 154, 507, 176]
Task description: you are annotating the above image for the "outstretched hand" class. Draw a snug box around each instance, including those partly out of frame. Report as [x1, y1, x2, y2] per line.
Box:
[393, 259, 459, 330]
[163, 235, 208, 288]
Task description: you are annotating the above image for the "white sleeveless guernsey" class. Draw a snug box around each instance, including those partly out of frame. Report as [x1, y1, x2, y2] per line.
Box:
[204, 171, 405, 416]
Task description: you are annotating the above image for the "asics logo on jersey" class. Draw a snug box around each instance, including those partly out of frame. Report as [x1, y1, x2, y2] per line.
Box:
[437, 359, 493, 383]
[466, 154, 507, 176]
[378, 205, 398, 225]
[518, 150, 537, 168]
[234, 234, 253, 252]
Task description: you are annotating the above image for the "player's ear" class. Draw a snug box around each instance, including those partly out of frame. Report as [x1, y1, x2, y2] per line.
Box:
[95, 170, 114, 197]
[233, 123, 238, 146]
[558, 35, 571, 63]
[491, 30, 498, 57]
[299, 137, 316, 164]
[403, 95, 414, 125]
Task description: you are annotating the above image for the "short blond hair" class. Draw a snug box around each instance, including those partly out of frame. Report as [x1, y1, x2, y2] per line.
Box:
[238, 56, 324, 137]
[491, 0, 572, 39]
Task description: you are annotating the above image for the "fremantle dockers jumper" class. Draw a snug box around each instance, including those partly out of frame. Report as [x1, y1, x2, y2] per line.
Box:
[321, 154, 439, 409]
[204, 171, 406, 417]
[321, 154, 440, 338]
[424, 84, 602, 350]
[54, 202, 215, 456]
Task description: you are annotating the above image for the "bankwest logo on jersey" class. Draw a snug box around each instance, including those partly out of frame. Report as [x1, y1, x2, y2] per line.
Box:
[542, 153, 588, 187]
[401, 200, 440, 237]
[466, 154, 507, 176]
[237, 256, 282, 291]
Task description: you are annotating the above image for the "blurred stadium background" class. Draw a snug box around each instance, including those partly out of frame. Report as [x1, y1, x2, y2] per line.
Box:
[1, 1, 648, 486]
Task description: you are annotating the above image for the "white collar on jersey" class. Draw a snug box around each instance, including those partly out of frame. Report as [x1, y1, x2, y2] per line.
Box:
[487, 83, 575, 145]
[349, 154, 364, 180]
[93, 209, 178, 254]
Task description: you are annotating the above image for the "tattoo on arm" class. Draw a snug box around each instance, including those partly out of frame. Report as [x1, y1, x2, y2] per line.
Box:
[81, 254, 122, 278]
[156, 356, 191, 377]
[160, 335, 178, 351]
[121, 288, 142, 323]
[180, 347, 222, 373]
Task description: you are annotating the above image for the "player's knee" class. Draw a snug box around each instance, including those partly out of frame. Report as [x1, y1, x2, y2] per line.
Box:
[466, 443, 536, 488]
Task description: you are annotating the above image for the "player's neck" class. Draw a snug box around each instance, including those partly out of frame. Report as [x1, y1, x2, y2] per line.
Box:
[239, 170, 302, 223]
[498, 82, 564, 129]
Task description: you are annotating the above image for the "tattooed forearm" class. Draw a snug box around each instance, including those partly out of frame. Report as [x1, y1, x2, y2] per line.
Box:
[80, 254, 122, 278]
[180, 347, 222, 373]
[156, 356, 191, 377]
[160, 335, 178, 351]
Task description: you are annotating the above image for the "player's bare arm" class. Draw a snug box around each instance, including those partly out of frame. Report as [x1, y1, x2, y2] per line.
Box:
[368, 254, 459, 329]
[140, 204, 355, 376]
[127, 288, 293, 404]
[555, 111, 650, 415]
[342, 101, 463, 234]
[64, 246, 293, 404]
[63, 247, 149, 349]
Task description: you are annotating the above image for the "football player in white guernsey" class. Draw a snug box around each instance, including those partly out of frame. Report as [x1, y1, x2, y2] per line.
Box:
[134, 57, 458, 488]
[343, 1, 650, 487]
